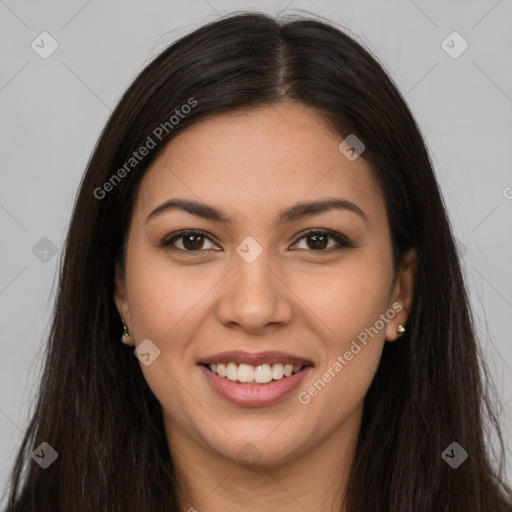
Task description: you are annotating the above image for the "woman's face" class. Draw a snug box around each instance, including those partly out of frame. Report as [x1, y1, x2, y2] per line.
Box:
[115, 101, 415, 467]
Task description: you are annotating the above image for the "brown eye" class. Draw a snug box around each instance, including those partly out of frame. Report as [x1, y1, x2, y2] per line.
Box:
[181, 233, 205, 250]
[161, 230, 218, 252]
[161, 229, 353, 254]
[305, 233, 329, 250]
[292, 229, 354, 252]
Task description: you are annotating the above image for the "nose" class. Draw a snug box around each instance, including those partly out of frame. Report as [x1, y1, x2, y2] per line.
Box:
[215, 249, 294, 334]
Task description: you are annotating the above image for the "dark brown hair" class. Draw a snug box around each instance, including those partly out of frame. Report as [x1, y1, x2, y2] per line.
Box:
[3, 11, 511, 512]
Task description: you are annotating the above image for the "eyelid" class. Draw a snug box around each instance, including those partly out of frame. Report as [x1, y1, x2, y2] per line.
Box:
[161, 228, 354, 253]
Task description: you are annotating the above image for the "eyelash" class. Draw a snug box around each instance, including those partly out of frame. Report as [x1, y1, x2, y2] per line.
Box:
[160, 228, 355, 254]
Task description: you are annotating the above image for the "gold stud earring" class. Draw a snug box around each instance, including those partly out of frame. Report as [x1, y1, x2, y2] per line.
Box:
[121, 324, 134, 345]
[397, 324, 406, 334]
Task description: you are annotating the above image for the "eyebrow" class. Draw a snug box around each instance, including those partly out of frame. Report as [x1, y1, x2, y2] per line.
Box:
[145, 197, 368, 227]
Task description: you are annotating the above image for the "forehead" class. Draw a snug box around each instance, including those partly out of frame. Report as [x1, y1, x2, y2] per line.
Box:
[134, 102, 386, 227]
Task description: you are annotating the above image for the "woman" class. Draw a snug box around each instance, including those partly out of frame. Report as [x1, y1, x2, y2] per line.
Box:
[3, 11, 511, 512]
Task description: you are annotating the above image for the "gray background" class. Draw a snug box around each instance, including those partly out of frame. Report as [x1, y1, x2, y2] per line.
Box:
[1, 0, 511, 500]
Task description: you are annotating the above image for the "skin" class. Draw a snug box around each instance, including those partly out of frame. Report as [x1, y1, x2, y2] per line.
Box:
[114, 101, 417, 512]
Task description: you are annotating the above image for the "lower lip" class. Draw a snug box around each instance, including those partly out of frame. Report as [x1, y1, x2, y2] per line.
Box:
[199, 364, 312, 407]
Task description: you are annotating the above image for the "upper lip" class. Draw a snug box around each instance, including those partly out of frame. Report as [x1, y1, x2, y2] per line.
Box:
[199, 350, 313, 367]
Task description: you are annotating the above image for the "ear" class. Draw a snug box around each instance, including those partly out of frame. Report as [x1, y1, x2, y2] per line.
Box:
[385, 247, 417, 342]
[114, 260, 131, 330]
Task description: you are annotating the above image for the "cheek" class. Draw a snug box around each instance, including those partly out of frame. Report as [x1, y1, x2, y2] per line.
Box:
[292, 256, 391, 409]
[290, 256, 392, 346]
[125, 246, 217, 343]
[123, 249, 211, 424]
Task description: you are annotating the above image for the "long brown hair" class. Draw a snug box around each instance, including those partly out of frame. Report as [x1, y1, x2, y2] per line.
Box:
[3, 11, 511, 511]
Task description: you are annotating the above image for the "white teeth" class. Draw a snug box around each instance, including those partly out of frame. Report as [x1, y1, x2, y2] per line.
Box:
[254, 364, 272, 384]
[238, 364, 254, 383]
[272, 364, 284, 379]
[226, 362, 238, 381]
[217, 363, 227, 378]
[207, 362, 304, 383]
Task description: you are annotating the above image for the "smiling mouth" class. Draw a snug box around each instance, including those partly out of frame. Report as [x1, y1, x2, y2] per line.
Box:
[203, 362, 311, 385]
